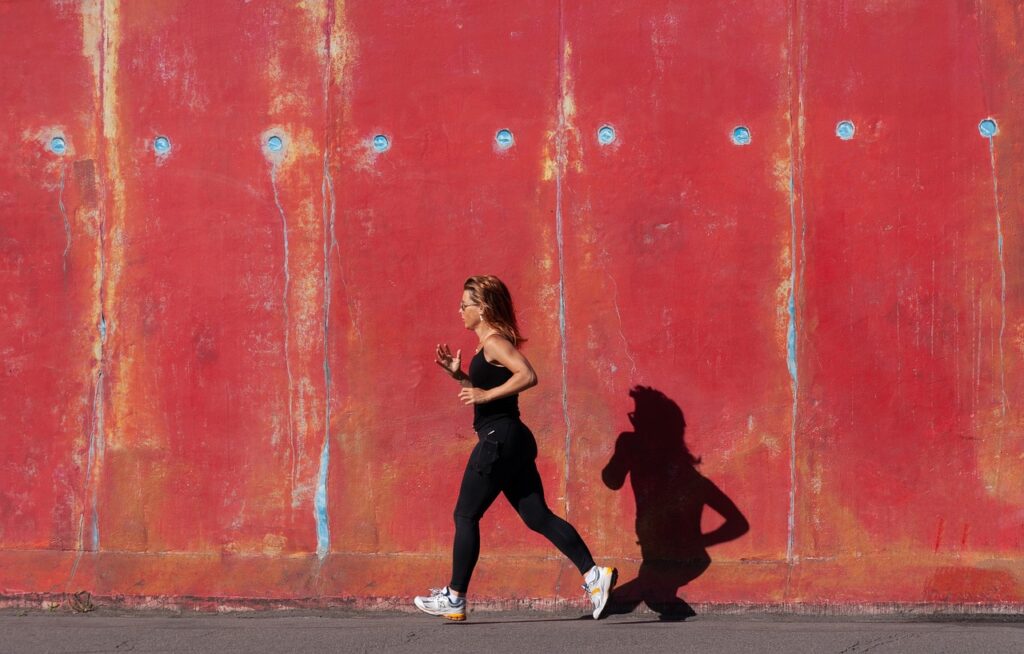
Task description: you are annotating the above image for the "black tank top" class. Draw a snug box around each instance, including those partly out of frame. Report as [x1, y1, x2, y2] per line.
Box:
[468, 348, 520, 429]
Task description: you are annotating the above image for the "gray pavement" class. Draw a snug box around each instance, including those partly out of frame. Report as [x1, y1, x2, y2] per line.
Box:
[2, 608, 1022, 653]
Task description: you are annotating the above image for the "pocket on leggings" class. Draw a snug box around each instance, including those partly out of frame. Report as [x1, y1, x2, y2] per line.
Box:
[470, 426, 504, 476]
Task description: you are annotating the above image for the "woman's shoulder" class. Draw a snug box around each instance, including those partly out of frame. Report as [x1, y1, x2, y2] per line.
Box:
[481, 333, 521, 367]
[482, 332, 515, 350]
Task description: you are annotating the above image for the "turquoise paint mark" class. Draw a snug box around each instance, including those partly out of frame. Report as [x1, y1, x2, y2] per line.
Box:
[315, 437, 330, 559]
[787, 294, 798, 382]
[372, 134, 389, 152]
[50, 136, 67, 155]
[317, 153, 336, 560]
[731, 126, 751, 146]
[91, 508, 99, 550]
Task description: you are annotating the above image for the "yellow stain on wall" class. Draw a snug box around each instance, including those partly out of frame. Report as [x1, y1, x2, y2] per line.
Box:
[974, 405, 1024, 504]
[798, 459, 878, 560]
[94, 0, 148, 454]
[329, 1, 360, 120]
[541, 39, 580, 183]
[222, 533, 290, 556]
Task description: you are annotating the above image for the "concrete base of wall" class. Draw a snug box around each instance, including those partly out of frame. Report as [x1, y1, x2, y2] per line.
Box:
[3, 593, 1024, 618]
[2, 550, 1021, 608]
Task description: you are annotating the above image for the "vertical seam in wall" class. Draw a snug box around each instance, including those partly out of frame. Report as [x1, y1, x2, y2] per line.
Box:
[314, 0, 337, 563]
[784, 0, 808, 590]
[57, 148, 85, 587]
[89, 0, 117, 555]
[555, 0, 572, 520]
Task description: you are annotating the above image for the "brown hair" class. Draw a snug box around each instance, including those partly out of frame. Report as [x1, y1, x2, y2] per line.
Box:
[464, 275, 526, 346]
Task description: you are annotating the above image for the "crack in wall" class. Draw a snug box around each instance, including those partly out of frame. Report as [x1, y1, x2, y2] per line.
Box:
[607, 270, 638, 380]
[987, 139, 1008, 417]
[66, 517, 87, 590]
[87, 363, 105, 549]
[975, 290, 983, 412]
[58, 164, 71, 273]
[269, 170, 297, 499]
[987, 137, 1009, 495]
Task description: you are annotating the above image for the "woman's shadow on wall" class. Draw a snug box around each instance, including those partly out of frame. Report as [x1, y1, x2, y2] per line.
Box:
[601, 386, 749, 621]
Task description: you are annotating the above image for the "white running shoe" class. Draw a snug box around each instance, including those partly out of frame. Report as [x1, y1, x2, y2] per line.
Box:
[413, 586, 467, 621]
[582, 566, 617, 619]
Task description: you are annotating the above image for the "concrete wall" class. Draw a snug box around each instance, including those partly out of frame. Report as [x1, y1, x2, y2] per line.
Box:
[1, 0, 1021, 609]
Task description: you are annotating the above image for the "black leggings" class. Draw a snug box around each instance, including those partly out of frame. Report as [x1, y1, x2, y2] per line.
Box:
[450, 417, 596, 593]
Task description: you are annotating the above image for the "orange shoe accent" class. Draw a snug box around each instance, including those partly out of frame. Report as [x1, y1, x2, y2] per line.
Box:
[444, 613, 467, 621]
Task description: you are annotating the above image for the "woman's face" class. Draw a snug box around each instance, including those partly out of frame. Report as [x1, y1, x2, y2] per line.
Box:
[459, 290, 482, 330]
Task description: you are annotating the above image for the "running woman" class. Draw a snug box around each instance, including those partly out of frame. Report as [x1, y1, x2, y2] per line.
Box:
[414, 275, 616, 621]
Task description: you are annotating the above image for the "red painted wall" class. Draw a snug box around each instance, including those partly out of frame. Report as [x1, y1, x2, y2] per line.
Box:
[1, 0, 1021, 608]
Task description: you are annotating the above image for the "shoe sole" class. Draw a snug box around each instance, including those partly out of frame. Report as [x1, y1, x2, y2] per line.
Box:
[593, 567, 618, 620]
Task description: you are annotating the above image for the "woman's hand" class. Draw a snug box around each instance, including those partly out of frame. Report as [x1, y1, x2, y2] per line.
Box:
[458, 387, 490, 405]
[435, 344, 462, 376]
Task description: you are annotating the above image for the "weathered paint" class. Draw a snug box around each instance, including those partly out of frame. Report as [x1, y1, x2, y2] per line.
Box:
[0, 0, 1021, 610]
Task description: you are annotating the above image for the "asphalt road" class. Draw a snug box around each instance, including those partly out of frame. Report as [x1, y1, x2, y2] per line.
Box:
[2, 609, 1022, 653]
